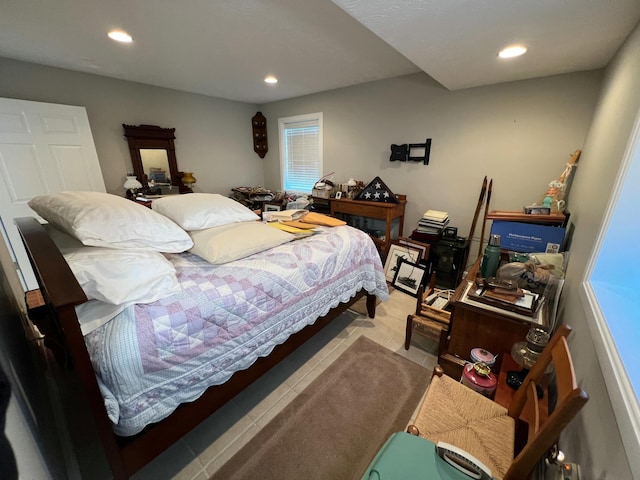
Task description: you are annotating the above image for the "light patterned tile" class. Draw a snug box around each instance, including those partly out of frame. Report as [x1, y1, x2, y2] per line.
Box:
[132, 439, 202, 480]
[183, 401, 256, 465]
[202, 422, 261, 477]
[190, 472, 209, 480]
[232, 380, 292, 423]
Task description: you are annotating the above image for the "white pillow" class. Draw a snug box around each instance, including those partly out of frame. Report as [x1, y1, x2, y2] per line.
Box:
[151, 193, 259, 231]
[29, 191, 193, 252]
[45, 225, 181, 305]
[189, 222, 294, 264]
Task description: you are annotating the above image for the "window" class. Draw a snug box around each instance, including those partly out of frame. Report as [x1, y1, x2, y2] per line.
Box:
[279, 113, 323, 193]
[581, 106, 640, 473]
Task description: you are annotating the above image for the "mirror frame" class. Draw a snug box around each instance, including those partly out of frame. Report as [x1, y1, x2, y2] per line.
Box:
[123, 124, 190, 194]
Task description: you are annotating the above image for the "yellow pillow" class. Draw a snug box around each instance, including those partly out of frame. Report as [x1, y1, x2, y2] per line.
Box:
[189, 222, 294, 264]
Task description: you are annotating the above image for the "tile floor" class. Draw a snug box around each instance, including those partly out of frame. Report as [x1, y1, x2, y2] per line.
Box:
[131, 289, 439, 480]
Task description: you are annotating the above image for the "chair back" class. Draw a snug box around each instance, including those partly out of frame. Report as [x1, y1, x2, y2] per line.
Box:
[504, 325, 589, 479]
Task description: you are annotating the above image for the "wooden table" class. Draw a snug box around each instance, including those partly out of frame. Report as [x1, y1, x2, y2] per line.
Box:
[437, 262, 546, 379]
[330, 195, 406, 252]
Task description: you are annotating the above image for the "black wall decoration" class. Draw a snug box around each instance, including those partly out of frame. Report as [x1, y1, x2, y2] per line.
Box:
[252, 112, 268, 158]
[389, 139, 432, 165]
[390, 144, 408, 162]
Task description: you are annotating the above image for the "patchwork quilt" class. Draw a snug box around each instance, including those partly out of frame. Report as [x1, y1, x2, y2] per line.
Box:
[83, 225, 388, 436]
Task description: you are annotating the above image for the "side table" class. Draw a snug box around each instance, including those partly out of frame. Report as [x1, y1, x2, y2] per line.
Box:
[331, 195, 406, 253]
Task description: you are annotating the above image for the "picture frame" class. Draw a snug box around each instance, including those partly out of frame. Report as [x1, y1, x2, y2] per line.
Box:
[396, 237, 431, 262]
[384, 243, 421, 282]
[263, 203, 282, 212]
[392, 258, 427, 297]
[334, 191, 342, 199]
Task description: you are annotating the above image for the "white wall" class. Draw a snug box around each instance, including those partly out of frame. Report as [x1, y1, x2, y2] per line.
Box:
[261, 70, 602, 266]
[0, 57, 264, 196]
[559, 21, 640, 480]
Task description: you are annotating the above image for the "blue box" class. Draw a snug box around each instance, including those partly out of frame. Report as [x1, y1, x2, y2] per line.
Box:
[489, 220, 565, 253]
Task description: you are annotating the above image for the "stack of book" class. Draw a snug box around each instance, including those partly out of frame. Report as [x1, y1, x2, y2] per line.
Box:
[416, 210, 449, 236]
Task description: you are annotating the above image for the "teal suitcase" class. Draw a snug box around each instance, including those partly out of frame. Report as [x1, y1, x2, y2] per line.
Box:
[361, 432, 493, 480]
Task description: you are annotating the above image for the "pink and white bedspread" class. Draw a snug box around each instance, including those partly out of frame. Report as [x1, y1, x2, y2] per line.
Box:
[83, 225, 388, 436]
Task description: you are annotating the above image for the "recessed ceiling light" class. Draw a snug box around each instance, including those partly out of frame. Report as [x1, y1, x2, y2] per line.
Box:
[498, 45, 527, 59]
[264, 76, 278, 84]
[108, 30, 133, 43]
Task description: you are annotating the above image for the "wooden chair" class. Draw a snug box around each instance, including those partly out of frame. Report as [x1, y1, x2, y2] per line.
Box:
[407, 324, 588, 479]
[404, 273, 451, 350]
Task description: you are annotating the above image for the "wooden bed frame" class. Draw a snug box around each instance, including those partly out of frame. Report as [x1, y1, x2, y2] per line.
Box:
[16, 217, 377, 479]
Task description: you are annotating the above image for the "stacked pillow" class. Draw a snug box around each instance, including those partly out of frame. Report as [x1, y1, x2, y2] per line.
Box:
[29, 191, 193, 252]
[28, 191, 295, 304]
[151, 193, 294, 264]
[44, 225, 181, 306]
[28, 191, 192, 306]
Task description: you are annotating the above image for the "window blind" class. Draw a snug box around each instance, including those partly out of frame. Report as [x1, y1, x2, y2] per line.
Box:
[279, 114, 323, 193]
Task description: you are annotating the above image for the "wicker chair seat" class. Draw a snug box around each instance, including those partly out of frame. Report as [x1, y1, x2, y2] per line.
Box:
[412, 373, 515, 479]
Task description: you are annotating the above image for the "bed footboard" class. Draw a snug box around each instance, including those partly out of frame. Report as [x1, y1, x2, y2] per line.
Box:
[15, 217, 379, 479]
[16, 217, 130, 478]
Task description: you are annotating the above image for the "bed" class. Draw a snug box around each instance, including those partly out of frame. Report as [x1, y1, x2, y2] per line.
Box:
[16, 192, 388, 479]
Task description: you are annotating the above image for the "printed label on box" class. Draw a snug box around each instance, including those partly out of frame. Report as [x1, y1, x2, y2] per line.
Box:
[489, 221, 565, 253]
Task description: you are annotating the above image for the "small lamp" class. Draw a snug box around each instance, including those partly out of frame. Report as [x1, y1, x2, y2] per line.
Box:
[507, 326, 550, 391]
[181, 171, 196, 190]
[123, 174, 143, 198]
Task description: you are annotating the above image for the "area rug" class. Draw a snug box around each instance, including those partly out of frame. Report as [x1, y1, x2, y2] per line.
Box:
[210, 336, 429, 480]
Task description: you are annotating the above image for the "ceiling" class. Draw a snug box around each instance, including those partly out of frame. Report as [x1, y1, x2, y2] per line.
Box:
[1, 0, 639, 104]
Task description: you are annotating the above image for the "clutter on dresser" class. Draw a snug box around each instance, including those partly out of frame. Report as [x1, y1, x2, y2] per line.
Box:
[354, 176, 398, 203]
[468, 278, 541, 318]
[230, 186, 274, 207]
[311, 172, 336, 198]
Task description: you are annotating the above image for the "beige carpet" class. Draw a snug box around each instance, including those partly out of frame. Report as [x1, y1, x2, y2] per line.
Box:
[209, 336, 429, 480]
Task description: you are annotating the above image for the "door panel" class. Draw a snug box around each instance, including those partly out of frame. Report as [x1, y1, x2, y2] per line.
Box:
[0, 97, 106, 291]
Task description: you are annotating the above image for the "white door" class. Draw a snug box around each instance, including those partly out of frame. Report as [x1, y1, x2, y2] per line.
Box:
[0, 97, 106, 291]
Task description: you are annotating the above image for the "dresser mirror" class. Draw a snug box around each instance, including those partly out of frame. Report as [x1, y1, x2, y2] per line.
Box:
[123, 124, 190, 194]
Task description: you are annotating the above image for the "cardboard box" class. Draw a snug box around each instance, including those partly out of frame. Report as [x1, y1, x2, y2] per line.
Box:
[312, 187, 332, 199]
[489, 220, 565, 253]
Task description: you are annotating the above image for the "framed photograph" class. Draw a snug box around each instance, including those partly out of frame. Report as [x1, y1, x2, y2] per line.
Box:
[384, 243, 421, 282]
[263, 203, 282, 212]
[392, 259, 427, 297]
[334, 191, 342, 199]
[396, 237, 430, 261]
